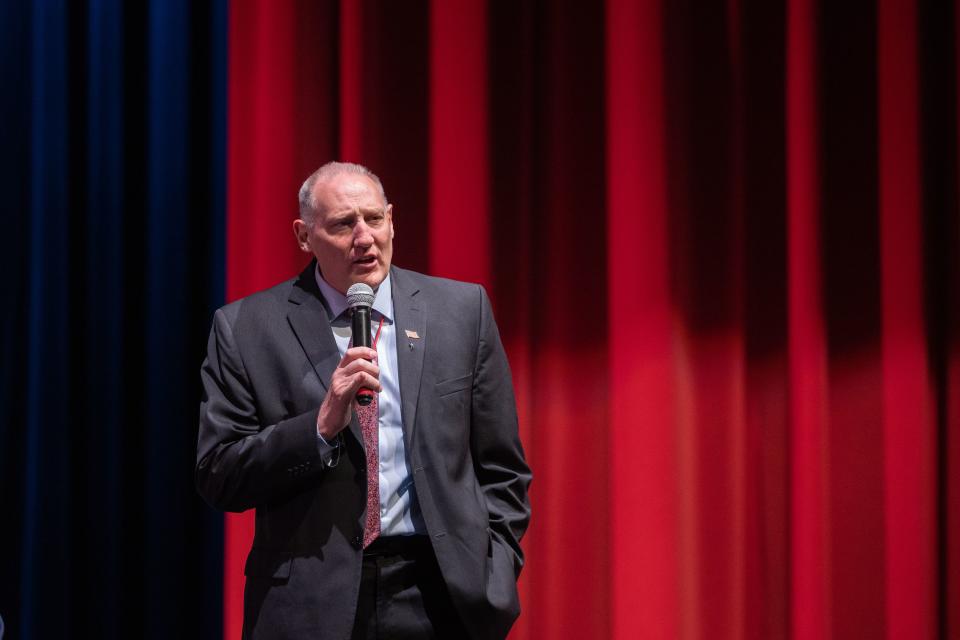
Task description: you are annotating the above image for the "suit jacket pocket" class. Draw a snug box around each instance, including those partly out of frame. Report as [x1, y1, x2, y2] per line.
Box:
[486, 529, 522, 620]
[244, 548, 293, 581]
[435, 373, 473, 397]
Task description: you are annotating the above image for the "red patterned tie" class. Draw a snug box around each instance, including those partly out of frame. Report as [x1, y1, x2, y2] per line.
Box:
[358, 394, 380, 548]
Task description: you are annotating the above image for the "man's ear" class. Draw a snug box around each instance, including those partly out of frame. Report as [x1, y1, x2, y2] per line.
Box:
[293, 219, 311, 252]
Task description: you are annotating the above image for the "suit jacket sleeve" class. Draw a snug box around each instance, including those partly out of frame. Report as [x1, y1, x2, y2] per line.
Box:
[195, 306, 324, 512]
[471, 286, 532, 575]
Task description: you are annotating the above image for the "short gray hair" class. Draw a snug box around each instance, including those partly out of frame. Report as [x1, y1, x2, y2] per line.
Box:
[298, 161, 388, 224]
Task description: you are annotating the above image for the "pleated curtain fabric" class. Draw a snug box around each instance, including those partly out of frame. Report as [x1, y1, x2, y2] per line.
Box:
[225, 2, 959, 639]
[1, 1, 957, 639]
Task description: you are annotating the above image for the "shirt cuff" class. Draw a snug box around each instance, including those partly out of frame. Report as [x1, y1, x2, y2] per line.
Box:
[316, 418, 342, 467]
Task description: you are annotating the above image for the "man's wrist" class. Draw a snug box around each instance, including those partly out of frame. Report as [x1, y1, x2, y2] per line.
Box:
[316, 409, 343, 467]
[316, 409, 341, 443]
[316, 395, 338, 434]
[317, 428, 339, 447]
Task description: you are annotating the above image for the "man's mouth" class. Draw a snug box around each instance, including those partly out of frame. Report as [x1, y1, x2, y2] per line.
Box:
[353, 255, 377, 266]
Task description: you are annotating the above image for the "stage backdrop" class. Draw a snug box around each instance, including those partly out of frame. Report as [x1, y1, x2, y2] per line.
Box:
[0, 0, 227, 638]
[2, 1, 958, 639]
[224, 1, 958, 639]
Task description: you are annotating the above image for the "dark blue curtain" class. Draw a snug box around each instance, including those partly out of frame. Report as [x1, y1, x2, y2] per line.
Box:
[0, 1, 226, 637]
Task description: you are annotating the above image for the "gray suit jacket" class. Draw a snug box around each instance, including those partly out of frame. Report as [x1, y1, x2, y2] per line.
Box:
[196, 263, 531, 640]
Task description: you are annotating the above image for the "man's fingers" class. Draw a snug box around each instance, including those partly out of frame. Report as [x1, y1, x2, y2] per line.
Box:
[339, 357, 380, 379]
[329, 348, 381, 406]
[333, 368, 381, 396]
[347, 371, 382, 395]
[338, 347, 378, 367]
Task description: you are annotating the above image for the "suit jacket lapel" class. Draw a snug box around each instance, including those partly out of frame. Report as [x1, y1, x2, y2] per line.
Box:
[287, 262, 362, 443]
[391, 267, 426, 450]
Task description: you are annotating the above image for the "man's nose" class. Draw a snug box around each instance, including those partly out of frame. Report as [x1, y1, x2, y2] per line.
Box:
[353, 221, 374, 247]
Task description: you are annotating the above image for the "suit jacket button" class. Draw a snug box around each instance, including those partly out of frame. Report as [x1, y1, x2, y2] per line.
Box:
[351, 535, 362, 550]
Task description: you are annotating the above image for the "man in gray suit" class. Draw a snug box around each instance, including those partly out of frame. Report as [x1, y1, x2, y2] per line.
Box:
[196, 162, 531, 639]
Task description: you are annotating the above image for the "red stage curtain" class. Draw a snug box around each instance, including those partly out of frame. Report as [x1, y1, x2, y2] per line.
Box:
[225, 1, 959, 638]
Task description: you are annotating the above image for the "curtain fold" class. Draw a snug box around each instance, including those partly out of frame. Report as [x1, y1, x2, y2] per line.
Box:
[0, 1, 227, 637]
[2, 0, 956, 638]
[226, 1, 959, 638]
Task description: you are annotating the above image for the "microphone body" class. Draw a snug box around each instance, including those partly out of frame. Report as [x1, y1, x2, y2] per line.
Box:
[346, 283, 376, 406]
[351, 304, 372, 350]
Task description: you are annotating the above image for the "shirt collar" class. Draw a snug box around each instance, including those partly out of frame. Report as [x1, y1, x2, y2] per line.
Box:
[314, 264, 394, 323]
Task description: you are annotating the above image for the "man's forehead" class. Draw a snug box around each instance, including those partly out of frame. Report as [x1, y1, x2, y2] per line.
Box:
[313, 174, 386, 211]
[315, 173, 381, 199]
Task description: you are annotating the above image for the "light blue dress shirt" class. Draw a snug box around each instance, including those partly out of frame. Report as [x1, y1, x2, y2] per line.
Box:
[314, 268, 425, 536]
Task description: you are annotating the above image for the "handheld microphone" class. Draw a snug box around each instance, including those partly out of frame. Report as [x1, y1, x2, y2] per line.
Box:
[346, 283, 376, 406]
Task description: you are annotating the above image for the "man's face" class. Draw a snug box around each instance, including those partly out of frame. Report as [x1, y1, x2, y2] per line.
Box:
[294, 173, 394, 295]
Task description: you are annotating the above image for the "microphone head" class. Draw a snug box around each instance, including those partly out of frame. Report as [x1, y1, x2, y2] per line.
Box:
[346, 282, 375, 309]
